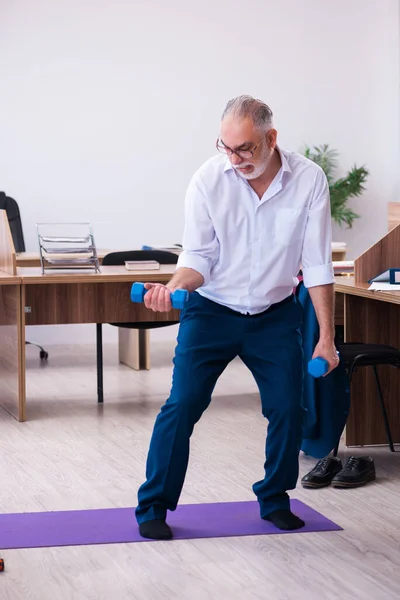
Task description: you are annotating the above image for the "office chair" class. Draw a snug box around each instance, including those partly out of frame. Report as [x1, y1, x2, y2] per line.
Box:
[0, 191, 48, 360]
[96, 250, 180, 402]
[332, 343, 399, 454]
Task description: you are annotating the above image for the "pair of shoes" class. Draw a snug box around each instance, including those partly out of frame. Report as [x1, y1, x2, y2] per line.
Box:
[301, 456, 375, 489]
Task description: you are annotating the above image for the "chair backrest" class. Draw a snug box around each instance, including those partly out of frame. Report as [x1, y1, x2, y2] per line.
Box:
[102, 249, 179, 266]
[0, 192, 26, 253]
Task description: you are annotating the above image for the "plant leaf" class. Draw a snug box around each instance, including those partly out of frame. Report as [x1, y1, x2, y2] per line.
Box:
[302, 144, 368, 228]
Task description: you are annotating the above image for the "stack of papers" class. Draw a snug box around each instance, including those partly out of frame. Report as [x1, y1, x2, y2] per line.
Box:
[368, 282, 400, 291]
[331, 242, 347, 250]
[333, 260, 354, 275]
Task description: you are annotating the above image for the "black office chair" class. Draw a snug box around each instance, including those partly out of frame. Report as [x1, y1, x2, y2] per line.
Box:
[0, 192, 25, 253]
[0, 191, 48, 360]
[96, 250, 180, 402]
[333, 342, 400, 454]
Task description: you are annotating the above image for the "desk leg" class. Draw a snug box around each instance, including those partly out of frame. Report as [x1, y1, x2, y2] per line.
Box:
[0, 284, 26, 421]
[344, 294, 400, 446]
[118, 329, 150, 370]
[96, 324, 104, 403]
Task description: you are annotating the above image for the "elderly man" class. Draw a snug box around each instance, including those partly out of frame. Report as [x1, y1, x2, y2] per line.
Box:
[136, 95, 338, 540]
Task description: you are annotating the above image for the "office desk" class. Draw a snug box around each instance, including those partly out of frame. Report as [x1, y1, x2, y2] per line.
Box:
[0, 265, 178, 422]
[2, 268, 397, 447]
[15, 252, 172, 370]
[334, 276, 400, 447]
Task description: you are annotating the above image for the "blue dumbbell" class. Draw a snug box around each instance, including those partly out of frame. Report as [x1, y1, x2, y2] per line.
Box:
[308, 357, 329, 378]
[130, 282, 189, 309]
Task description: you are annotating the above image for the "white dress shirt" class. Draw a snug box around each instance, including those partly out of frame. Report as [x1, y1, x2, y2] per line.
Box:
[176, 147, 334, 315]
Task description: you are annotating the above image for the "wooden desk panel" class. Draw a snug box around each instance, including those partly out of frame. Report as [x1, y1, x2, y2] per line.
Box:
[19, 266, 176, 326]
[24, 281, 180, 326]
[354, 223, 400, 284]
[344, 293, 400, 446]
[334, 276, 400, 447]
[0, 284, 25, 421]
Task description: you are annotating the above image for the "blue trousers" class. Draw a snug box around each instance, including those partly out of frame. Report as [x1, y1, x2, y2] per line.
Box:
[135, 291, 304, 524]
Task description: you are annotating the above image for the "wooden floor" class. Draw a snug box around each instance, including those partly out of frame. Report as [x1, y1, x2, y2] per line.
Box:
[1, 339, 400, 600]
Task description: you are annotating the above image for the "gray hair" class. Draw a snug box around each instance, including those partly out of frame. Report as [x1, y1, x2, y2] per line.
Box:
[221, 95, 274, 132]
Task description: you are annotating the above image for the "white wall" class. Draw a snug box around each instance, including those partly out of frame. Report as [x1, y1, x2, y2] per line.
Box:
[1, 0, 399, 345]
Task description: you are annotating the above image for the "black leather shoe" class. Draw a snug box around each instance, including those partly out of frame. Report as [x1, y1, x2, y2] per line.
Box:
[332, 456, 376, 488]
[301, 457, 343, 488]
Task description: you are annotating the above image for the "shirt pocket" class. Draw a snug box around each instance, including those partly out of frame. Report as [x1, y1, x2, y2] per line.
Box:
[273, 207, 307, 245]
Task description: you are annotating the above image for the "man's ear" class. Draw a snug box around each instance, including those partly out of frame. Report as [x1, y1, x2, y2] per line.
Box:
[266, 128, 278, 149]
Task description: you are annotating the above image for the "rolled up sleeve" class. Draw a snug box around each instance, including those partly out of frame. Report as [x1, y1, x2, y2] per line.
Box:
[302, 168, 335, 288]
[176, 174, 219, 287]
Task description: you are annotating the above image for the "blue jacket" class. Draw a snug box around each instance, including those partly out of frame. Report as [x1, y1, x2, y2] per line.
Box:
[296, 280, 350, 458]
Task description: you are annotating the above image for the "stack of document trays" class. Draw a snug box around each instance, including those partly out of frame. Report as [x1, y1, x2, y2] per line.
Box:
[36, 222, 101, 274]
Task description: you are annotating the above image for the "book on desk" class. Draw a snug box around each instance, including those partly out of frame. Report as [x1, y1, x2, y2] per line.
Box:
[124, 260, 160, 271]
[368, 268, 400, 284]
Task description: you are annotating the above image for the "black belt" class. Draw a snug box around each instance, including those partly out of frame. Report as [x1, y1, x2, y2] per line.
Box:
[246, 294, 293, 317]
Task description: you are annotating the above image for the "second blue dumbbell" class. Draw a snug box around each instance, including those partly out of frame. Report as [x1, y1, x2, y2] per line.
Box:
[130, 282, 189, 309]
[308, 357, 329, 378]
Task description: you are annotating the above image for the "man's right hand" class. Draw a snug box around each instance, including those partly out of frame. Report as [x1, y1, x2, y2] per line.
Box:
[142, 267, 203, 312]
[143, 283, 173, 312]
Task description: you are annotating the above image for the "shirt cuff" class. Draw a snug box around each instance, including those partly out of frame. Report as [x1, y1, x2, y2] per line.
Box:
[176, 251, 211, 286]
[302, 262, 334, 288]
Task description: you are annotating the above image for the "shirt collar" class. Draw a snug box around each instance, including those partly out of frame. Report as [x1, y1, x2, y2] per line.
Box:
[224, 145, 292, 176]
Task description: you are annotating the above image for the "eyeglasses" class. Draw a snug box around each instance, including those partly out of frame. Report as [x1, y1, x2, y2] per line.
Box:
[216, 138, 262, 159]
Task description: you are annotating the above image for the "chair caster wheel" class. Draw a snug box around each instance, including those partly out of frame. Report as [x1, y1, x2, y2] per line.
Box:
[40, 351, 49, 360]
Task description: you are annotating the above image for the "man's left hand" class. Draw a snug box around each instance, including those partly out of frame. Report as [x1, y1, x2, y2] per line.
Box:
[312, 339, 339, 376]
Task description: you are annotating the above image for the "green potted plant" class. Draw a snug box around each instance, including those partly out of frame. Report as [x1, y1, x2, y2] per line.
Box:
[303, 144, 369, 228]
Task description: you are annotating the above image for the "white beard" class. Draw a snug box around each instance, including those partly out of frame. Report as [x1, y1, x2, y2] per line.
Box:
[233, 146, 273, 180]
[233, 161, 267, 180]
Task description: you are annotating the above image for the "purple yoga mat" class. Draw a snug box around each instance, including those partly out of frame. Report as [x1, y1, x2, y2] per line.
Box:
[0, 500, 341, 550]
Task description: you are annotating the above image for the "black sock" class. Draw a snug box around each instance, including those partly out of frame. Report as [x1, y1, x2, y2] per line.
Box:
[139, 519, 173, 540]
[263, 509, 305, 530]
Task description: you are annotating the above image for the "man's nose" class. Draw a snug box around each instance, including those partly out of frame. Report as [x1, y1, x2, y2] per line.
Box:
[230, 152, 243, 165]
